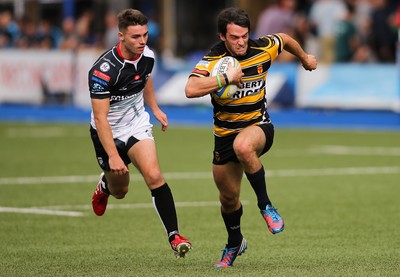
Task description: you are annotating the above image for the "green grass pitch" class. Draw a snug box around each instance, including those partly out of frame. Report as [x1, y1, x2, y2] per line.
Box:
[0, 122, 399, 276]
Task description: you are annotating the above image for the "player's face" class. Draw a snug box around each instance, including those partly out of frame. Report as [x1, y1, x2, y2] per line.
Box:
[118, 24, 148, 59]
[220, 23, 249, 56]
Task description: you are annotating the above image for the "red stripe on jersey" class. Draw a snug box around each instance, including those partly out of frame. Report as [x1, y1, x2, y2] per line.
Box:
[93, 70, 111, 82]
[193, 68, 210, 76]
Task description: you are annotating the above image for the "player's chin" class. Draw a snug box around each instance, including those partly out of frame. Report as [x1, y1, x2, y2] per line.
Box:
[234, 48, 247, 56]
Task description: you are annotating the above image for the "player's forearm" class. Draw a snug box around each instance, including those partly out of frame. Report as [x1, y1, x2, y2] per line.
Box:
[94, 117, 119, 158]
[279, 33, 308, 63]
[143, 90, 161, 114]
[185, 76, 221, 98]
[143, 76, 160, 112]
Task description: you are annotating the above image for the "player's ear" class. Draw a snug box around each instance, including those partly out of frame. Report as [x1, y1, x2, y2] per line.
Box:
[118, 31, 124, 41]
[219, 33, 226, 42]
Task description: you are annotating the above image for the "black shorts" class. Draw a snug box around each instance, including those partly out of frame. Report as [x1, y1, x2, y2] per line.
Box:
[212, 122, 274, 165]
[90, 126, 139, 171]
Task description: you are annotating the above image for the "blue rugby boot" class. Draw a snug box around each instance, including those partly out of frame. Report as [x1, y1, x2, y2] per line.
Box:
[214, 238, 247, 268]
[261, 204, 284, 234]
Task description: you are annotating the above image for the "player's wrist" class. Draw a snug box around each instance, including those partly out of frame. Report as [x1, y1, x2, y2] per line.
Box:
[222, 73, 229, 85]
[216, 75, 223, 88]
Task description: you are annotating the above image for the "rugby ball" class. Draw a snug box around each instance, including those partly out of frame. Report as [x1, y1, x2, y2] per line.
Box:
[211, 56, 240, 99]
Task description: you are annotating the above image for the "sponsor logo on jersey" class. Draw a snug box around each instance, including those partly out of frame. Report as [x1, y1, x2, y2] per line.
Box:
[131, 75, 144, 85]
[257, 64, 263, 74]
[103, 58, 116, 67]
[92, 83, 105, 92]
[110, 93, 140, 101]
[93, 70, 111, 82]
[91, 76, 109, 86]
[230, 79, 264, 99]
[214, 151, 220, 162]
[100, 62, 110, 72]
[145, 129, 153, 137]
[97, 157, 104, 166]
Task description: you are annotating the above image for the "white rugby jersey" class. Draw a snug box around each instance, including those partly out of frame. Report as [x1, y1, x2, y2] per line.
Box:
[88, 44, 155, 135]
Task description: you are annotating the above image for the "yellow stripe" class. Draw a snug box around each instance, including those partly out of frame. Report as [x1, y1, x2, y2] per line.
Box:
[213, 90, 264, 105]
[216, 111, 262, 121]
[240, 52, 272, 68]
[214, 121, 260, 137]
[214, 126, 239, 137]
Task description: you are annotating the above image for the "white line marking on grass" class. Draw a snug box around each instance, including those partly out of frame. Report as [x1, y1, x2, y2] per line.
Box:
[268, 166, 400, 177]
[44, 200, 249, 210]
[0, 201, 239, 217]
[0, 173, 209, 185]
[0, 166, 399, 186]
[5, 127, 68, 138]
[0, 206, 83, 217]
[43, 200, 238, 211]
[311, 145, 400, 156]
[0, 175, 102, 185]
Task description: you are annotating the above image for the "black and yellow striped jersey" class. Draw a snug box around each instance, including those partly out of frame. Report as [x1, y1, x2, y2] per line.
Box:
[190, 34, 284, 137]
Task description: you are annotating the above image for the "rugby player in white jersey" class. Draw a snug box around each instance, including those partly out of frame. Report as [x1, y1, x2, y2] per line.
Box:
[88, 8, 191, 258]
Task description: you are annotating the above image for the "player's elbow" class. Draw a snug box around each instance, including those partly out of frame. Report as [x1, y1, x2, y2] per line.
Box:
[185, 85, 197, 98]
[185, 80, 199, 98]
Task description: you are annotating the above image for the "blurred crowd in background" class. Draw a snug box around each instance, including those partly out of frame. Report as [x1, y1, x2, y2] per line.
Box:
[255, 0, 399, 63]
[0, 0, 399, 64]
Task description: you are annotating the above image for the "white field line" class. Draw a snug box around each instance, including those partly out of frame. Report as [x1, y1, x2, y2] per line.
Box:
[0, 201, 243, 217]
[0, 207, 83, 217]
[267, 166, 400, 177]
[0, 166, 399, 186]
[34, 200, 241, 212]
[311, 145, 400, 156]
[276, 146, 400, 157]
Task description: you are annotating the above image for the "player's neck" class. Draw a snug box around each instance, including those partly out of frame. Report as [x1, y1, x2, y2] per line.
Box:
[117, 43, 141, 61]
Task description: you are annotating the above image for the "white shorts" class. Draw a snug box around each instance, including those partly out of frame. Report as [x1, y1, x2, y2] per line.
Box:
[111, 111, 154, 144]
[90, 111, 155, 170]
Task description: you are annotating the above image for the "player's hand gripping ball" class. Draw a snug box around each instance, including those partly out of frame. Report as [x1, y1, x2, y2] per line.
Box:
[211, 56, 240, 99]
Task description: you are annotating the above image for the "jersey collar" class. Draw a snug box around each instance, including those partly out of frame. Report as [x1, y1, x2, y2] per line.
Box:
[116, 43, 141, 61]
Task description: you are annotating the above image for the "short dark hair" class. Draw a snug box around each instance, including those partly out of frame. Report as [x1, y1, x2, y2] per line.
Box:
[117, 9, 148, 31]
[217, 7, 250, 36]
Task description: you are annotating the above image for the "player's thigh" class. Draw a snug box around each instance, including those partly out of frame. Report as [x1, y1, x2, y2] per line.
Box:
[127, 139, 164, 188]
[213, 162, 243, 197]
[234, 125, 266, 156]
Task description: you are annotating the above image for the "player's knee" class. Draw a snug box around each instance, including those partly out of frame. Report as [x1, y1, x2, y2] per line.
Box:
[219, 193, 239, 210]
[144, 170, 164, 187]
[111, 186, 128, 199]
[233, 138, 252, 161]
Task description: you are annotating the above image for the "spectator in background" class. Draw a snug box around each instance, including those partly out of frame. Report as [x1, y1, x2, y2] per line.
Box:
[59, 10, 99, 51]
[103, 10, 119, 49]
[75, 10, 97, 48]
[349, 0, 377, 62]
[369, 0, 397, 62]
[0, 29, 12, 48]
[147, 12, 160, 52]
[308, 0, 347, 63]
[353, 0, 373, 33]
[14, 17, 37, 48]
[0, 10, 20, 45]
[59, 17, 79, 50]
[37, 34, 55, 49]
[255, 0, 299, 61]
[255, 0, 297, 36]
[37, 19, 62, 49]
[334, 2, 358, 62]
